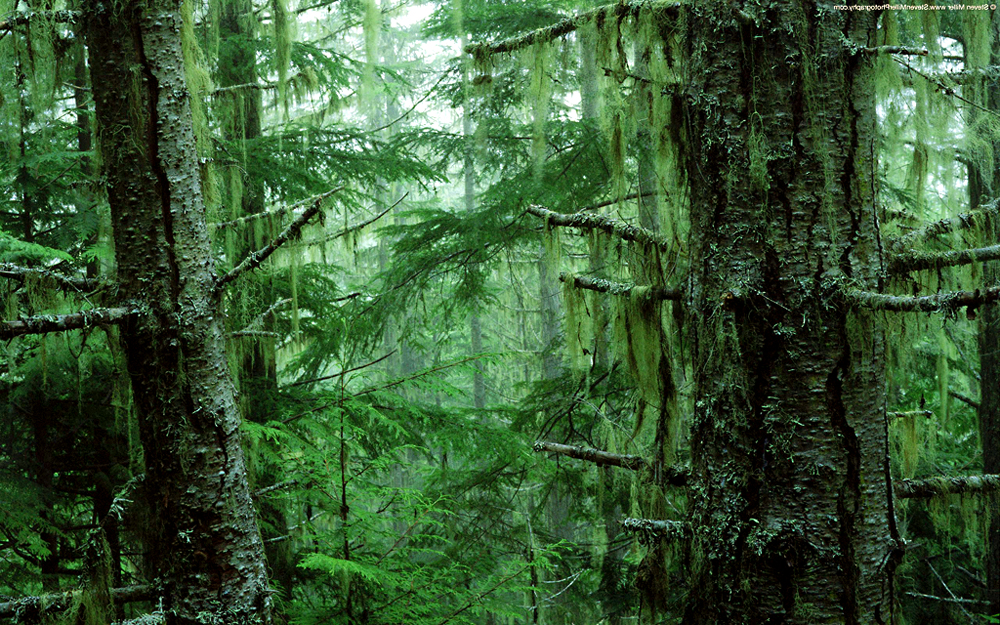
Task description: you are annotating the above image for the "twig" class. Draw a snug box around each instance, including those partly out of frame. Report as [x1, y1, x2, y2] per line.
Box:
[212, 186, 344, 231]
[905, 591, 989, 607]
[949, 390, 979, 410]
[295, 194, 404, 247]
[284, 351, 396, 389]
[434, 565, 530, 625]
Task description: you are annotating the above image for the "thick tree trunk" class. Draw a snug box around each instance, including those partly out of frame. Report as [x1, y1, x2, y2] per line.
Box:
[681, 3, 898, 622]
[84, 0, 271, 622]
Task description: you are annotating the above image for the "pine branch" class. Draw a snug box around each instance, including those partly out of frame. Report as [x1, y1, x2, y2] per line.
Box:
[889, 201, 999, 249]
[843, 287, 1000, 314]
[284, 351, 396, 389]
[0, 307, 133, 340]
[0, 263, 97, 292]
[295, 195, 402, 247]
[533, 441, 648, 471]
[211, 186, 343, 231]
[888, 242, 1000, 274]
[465, 1, 680, 59]
[888, 410, 934, 420]
[527, 205, 669, 250]
[559, 273, 681, 301]
[895, 474, 1000, 499]
[620, 518, 687, 545]
[217, 193, 333, 290]
[0, 585, 152, 618]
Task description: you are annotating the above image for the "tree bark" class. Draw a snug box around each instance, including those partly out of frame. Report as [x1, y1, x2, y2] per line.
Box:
[682, 3, 898, 622]
[84, 0, 271, 621]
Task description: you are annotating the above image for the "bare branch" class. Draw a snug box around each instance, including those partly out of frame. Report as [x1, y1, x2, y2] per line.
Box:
[533, 441, 648, 471]
[620, 518, 687, 545]
[0, 585, 152, 619]
[254, 479, 299, 498]
[0, 307, 133, 340]
[559, 273, 681, 301]
[527, 205, 669, 250]
[284, 351, 396, 389]
[0, 263, 97, 292]
[211, 187, 343, 232]
[843, 287, 1000, 314]
[905, 592, 990, 607]
[217, 191, 337, 290]
[888, 410, 934, 420]
[895, 474, 1000, 499]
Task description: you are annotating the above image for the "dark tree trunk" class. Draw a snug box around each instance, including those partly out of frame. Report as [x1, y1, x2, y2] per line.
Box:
[681, 3, 898, 622]
[84, 0, 271, 622]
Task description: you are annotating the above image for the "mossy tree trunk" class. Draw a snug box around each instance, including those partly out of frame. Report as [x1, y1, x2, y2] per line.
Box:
[681, 3, 899, 622]
[84, 0, 271, 622]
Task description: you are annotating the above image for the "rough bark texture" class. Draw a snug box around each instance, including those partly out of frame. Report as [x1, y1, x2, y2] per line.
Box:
[681, 2, 898, 623]
[84, 0, 271, 622]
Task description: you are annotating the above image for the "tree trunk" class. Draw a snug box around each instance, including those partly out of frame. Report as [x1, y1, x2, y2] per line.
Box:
[84, 0, 271, 622]
[681, 3, 899, 622]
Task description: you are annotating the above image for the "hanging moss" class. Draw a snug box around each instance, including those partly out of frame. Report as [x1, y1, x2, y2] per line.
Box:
[272, 0, 292, 116]
[525, 42, 552, 182]
[562, 275, 592, 370]
[900, 413, 918, 479]
[361, 0, 382, 112]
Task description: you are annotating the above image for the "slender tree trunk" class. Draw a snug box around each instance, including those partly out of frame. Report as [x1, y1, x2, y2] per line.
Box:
[84, 0, 271, 621]
[681, 3, 898, 622]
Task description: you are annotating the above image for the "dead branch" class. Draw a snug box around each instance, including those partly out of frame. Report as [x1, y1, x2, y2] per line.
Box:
[895, 474, 1000, 499]
[0, 307, 133, 340]
[465, 2, 680, 59]
[905, 591, 989, 607]
[559, 273, 681, 301]
[0, 585, 152, 619]
[527, 205, 668, 250]
[253, 479, 299, 498]
[217, 193, 334, 290]
[843, 287, 1000, 314]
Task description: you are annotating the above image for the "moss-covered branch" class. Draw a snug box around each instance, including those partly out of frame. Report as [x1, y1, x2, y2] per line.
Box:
[889, 201, 999, 249]
[0, 263, 97, 292]
[216, 196, 329, 290]
[843, 287, 1000, 313]
[620, 518, 687, 545]
[888, 241, 1000, 274]
[0, 9, 77, 32]
[465, 2, 680, 60]
[527, 205, 669, 250]
[559, 273, 681, 301]
[0, 585, 152, 619]
[895, 474, 1000, 499]
[0, 307, 133, 339]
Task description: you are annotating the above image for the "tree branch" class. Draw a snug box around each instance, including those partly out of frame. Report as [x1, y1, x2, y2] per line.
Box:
[0, 307, 133, 340]
[888, 410, 934, 420]
[0, 585, 152, 618]
[905, 591, 990, 607]
[0, 9, 77, 32]
[949, 390, 980, 409]
[889, 201, 999, 249]
[0, 263, 97, 292]
[620, 518, 687, 545]
[888, 242, 1000, 274]
[211, 186, 343, 232]
[895, 474, 1000, 499]
[559, 273, 681, 301]
[296, 194, 403, 247]
[533, 441, 648, 471]
[527, 205, 669, 250]
[465, 2, 680, 59]
[843, 287, 1000, 314]
[217, 192, 335, 290]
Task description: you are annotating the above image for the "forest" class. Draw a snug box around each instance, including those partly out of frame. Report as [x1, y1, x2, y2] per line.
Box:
[1, 0, 1000, 623]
